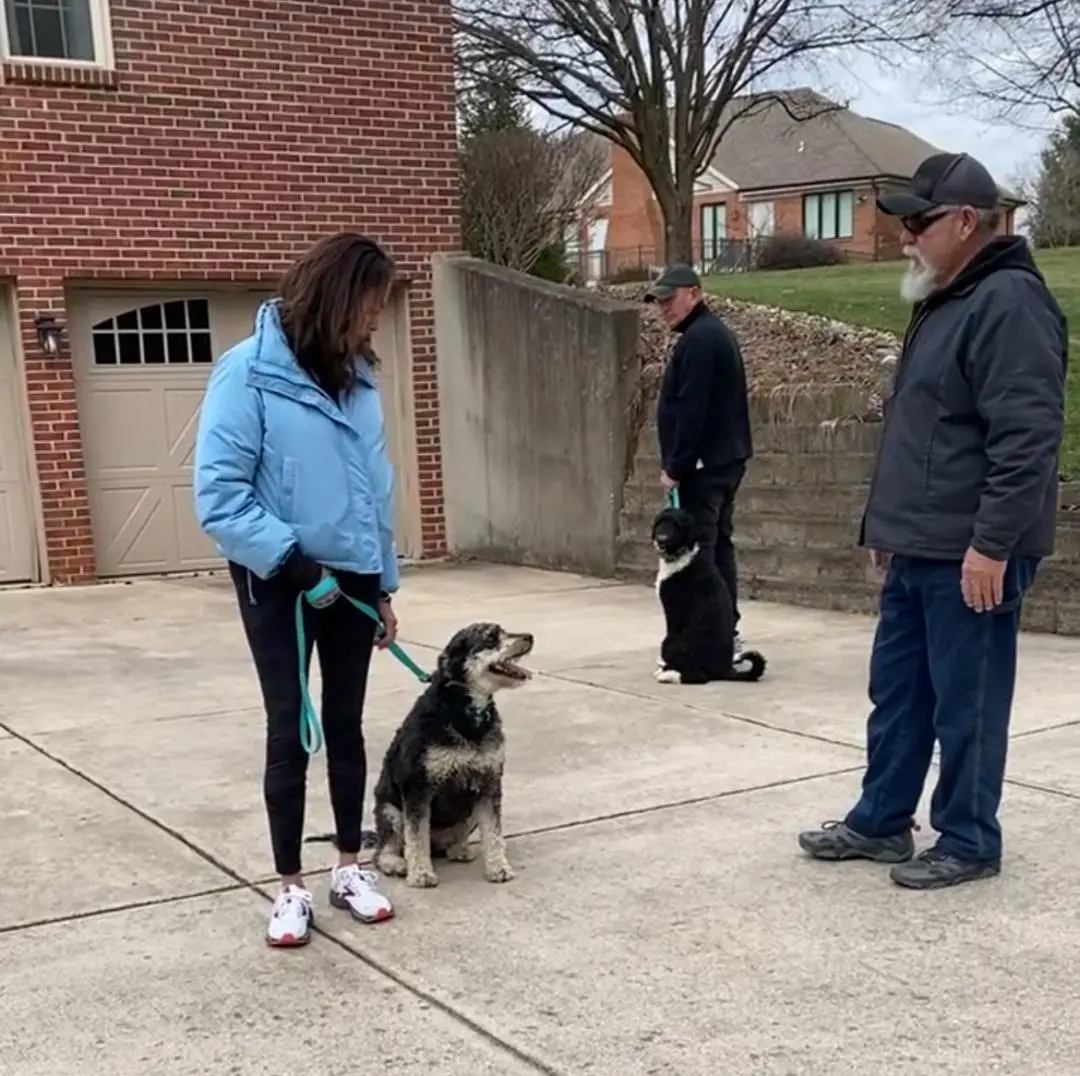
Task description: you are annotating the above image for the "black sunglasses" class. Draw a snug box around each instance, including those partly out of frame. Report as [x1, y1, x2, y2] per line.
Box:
[902, 209, 952, 236]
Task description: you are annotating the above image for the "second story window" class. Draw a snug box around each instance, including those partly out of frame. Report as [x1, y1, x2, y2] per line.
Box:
[2, 0, 109, 64]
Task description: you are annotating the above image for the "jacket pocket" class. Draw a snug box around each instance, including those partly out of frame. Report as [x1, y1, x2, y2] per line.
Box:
[282, 456, 298, 519]
[282, 452, 351, 533]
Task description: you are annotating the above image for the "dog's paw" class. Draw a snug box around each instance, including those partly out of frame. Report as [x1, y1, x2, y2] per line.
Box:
[405, 868, 440, 889]
[446, 843, 479, 863]
[484, 861, 516, 884]
[654, 667, 682, 684]
[374, 852, 407, 877]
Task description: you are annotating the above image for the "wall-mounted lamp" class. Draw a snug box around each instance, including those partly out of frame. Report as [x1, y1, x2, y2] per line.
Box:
[35, 313, 64, 356]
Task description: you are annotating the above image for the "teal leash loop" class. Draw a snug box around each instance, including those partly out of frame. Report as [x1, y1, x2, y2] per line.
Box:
[295, 586, 432, 757]
[668, 486, 681, 510]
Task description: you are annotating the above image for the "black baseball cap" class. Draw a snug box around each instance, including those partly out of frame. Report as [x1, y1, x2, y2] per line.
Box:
[644, 263, 701, 302]
[877, 152, 1001, 218]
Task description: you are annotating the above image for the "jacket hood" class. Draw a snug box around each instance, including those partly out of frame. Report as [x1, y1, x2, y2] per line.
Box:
[248, 299, 377, 391]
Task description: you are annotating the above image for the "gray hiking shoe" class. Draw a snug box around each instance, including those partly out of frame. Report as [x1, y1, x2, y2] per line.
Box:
[890, 848, 1000, 890]
[798, 820, 915, 863]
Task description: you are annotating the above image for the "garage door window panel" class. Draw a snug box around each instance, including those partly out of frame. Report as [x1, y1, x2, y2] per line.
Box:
[92, 299, 214, 367]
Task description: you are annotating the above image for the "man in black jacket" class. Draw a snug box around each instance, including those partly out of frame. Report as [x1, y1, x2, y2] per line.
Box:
[646, 264, 753, 652]
[798, 153, 1068, 889]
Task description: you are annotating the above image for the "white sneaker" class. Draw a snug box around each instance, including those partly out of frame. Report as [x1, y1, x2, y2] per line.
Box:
[330, 863, 395, 923]
[266, 884, 314, 948]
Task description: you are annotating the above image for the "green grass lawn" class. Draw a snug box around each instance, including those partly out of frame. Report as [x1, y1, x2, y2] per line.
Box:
[705, 247, 1080, 476]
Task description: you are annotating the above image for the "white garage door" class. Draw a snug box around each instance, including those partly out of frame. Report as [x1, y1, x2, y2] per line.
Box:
[0, 289, 38, 583]
[70, 287, 421, 578]
[70, 290, 272, 577]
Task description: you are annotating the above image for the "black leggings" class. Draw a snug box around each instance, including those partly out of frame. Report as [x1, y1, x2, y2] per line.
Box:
[679, 463, 745, 629]
[229, 561, 380, 877]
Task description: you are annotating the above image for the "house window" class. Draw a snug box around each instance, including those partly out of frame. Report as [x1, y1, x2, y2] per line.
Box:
[92, 300, 214, 367]
[2, 0, 111, 64]
[700, 203, 727, 262]
[803, 190, 855, 240]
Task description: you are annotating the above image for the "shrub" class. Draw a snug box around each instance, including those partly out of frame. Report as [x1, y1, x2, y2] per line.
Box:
[754, 234, 847, 271]
[530, 242, 571, 283]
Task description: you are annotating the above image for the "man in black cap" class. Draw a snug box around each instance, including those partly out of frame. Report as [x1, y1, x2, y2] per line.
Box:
[645, 263, 753, 655]
[798, 152, 1068, 890]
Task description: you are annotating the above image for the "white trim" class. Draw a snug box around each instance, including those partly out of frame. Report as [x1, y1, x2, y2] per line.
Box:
[701, 163, 739, 191]
[0, 0, 114, 68]
[579, 169, 613, 209]
[737, 179, 875, 200]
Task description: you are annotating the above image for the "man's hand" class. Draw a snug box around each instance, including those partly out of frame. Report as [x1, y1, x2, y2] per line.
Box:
[375, 597, 399, 649]
[961, 547, 1006, 613]
[868, 549, 891, 571]
[660, 470, 678, 491]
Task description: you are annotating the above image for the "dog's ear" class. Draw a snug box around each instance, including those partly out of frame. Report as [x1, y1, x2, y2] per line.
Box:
[436, 629, 472, 682]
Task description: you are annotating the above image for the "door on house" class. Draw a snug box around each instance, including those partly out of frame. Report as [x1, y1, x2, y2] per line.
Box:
[586, 218, 608, 281]
[698, 203, 727, 272]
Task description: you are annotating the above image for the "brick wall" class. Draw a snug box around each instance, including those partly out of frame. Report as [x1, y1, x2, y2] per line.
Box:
[618, 390, 1080, 635]
[0, 0, 460, 583]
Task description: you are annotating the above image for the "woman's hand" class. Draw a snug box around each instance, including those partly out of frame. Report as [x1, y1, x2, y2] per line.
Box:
[376, 597, 398, 649]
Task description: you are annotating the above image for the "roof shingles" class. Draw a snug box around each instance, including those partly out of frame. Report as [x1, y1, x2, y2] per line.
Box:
[709, 88, 1018, 202]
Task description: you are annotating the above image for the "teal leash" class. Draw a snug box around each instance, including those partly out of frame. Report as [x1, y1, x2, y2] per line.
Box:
[669, 486, 681, 509]
[295, 584, 431, 756]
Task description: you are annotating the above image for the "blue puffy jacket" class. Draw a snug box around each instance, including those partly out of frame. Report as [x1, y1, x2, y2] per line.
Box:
[192, 299, 400, 592]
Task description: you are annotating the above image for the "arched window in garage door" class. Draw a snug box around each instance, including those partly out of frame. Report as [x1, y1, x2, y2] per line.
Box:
[91, 299, 214, 366]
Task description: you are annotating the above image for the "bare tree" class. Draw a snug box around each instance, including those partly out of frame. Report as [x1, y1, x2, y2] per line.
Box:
[922, 0, 1080, 124]
[461, 127, 607, 274]
[454, 0, 932, 262]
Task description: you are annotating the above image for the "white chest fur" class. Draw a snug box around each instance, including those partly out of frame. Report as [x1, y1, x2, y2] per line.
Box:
[654, 545, 699, 595]
[423, 740, 506, 784]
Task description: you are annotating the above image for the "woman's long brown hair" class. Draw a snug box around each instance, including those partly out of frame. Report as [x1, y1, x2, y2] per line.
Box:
[277, 232, 395, 395]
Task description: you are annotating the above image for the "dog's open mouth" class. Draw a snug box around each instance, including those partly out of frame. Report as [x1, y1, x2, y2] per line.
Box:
[490, 660, 532, 681]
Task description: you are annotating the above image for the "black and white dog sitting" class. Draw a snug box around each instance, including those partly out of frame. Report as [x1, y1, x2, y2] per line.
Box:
[652, 505, 767, 685]
[371, 622, 534, 889]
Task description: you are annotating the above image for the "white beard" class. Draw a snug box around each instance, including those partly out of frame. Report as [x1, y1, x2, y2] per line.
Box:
[899, 247, 939, 303]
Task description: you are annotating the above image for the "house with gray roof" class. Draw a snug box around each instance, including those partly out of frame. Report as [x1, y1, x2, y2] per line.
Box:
[573, 89, 1022, 278]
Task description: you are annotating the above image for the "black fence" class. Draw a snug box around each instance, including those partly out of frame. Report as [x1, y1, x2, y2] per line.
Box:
[570, 236, 881, 284]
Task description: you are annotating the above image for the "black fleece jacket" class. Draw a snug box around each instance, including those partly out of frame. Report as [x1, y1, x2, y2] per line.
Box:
[655, 301, 753, 482]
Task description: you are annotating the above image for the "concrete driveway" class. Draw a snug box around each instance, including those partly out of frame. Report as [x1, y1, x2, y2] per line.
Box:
[2, 562, 1079, 1075]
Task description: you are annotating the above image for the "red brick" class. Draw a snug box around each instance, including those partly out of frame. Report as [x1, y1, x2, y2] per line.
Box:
[589, 144, 1017, 266]
[1, 0, 460, 583]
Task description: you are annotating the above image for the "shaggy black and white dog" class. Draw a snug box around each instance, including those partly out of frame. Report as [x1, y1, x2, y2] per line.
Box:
[652, 505, 767, 685]
[371, 621, 534, 889]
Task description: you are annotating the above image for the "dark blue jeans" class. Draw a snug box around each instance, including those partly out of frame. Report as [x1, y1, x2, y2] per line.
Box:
[845, 554, 1040, 864]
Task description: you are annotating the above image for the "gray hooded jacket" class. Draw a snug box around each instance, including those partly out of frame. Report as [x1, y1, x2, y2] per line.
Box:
[860, 236, 1068, 561]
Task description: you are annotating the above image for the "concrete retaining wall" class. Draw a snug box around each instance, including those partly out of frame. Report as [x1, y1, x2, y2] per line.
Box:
[433, 255, 641, 577]
[618, 387, 1080, 635]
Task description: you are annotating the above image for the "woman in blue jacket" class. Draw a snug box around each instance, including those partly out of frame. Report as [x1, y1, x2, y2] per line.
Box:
[194, 233, 400, 945]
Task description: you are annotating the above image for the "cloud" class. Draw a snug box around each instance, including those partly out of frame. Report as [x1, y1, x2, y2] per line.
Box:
[828, 54, 1050, 188]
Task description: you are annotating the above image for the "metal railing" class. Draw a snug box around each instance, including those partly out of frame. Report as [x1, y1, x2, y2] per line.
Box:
[567, 236, 881, 284]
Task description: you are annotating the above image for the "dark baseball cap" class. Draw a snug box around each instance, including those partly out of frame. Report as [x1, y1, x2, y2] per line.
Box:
[877, 152, 1001, 218]
[644, 263, 701, 302]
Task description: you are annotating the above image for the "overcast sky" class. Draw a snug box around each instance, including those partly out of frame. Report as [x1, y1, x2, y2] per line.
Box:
[831, 53, 1051, 193]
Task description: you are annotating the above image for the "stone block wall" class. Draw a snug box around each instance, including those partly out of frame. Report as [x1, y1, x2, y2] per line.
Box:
[618, 388, 1080, 635]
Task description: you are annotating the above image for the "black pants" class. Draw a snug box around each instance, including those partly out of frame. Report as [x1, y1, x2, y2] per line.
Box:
[679, 463, 745, 629]
[229, 561, 380, 877]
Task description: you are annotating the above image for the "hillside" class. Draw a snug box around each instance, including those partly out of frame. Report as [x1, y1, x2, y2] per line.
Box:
[705, 247, 1080, 475]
